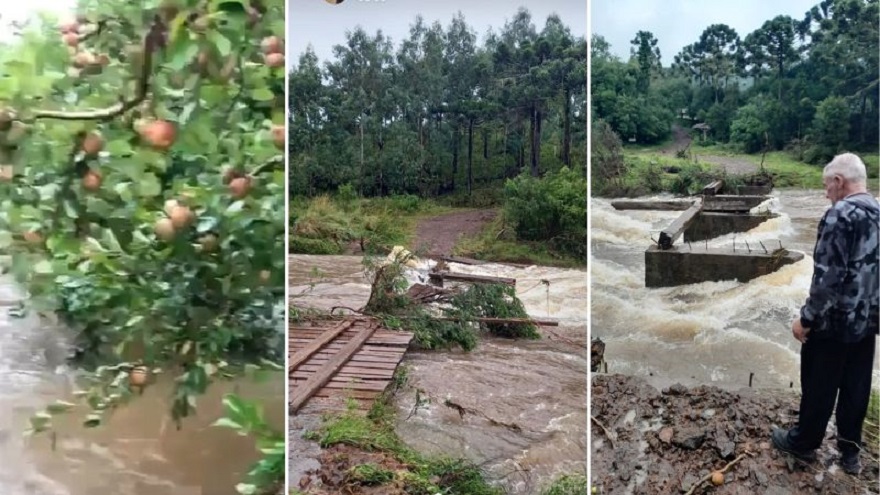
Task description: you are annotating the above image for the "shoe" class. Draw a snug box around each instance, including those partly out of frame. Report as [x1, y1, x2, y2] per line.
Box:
[839, 451, 861, 475]
[771, 427, 817, 462]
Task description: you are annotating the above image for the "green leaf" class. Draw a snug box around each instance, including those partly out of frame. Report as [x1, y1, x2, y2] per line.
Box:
[212, 417, 242, 430]
[208, 31, 232, 57]
[167, 39, 200, 72]
[235, 483, 258, 495]
[33, 260, 53, 274]
[226, 200, 245, 214]
[46, 400, 76, 414]
[83, 414, 102, 428]
[84, 237, 106, 253]
[250, 87, 275, 102]
[29, 411, 52, 430]
[107, 139, 134, 156]
[138, 173, 162, 197]
[0, 231, 12, 249]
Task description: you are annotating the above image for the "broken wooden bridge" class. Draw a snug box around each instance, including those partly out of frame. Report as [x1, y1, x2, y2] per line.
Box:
[290, 260, 561, 414]
[290, 316, 413, 414]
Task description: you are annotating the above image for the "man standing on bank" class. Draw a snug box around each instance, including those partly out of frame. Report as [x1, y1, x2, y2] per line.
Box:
[772, 152, 879, 474]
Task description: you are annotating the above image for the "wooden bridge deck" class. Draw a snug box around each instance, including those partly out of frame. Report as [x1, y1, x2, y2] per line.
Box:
[289, 316, 413, 413]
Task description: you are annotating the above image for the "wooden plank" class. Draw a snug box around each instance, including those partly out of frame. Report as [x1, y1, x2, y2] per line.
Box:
[289, 319, 355, 372]
[403, 315, 558, 326]
[437, 255, 488, 266]
[293, 367, 395, 379]
[319, 380, 389, 391]
[658, 198, 703, 250]
[428, 271, 516, 286]
[311, 389, 381, 400]
[290, 322, 379, 413]
[304, 353, 403, 364]
[298, 360, 400, 371]
[702, 180, 723, 196]
[610, 200, 694, 211]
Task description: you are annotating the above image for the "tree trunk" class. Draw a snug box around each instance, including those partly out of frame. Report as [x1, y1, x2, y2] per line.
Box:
[467, 117, 474, 196]
[451, 125, 459, 192]
[359, 116, 365, 195]
[563, 86, 571, 166]
[531, 104, 542, 177]
[528, 105, 536, 175]
[482, 127, 489, 160]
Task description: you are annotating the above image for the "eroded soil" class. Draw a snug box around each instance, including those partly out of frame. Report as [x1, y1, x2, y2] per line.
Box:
[591, 374, 879, 495]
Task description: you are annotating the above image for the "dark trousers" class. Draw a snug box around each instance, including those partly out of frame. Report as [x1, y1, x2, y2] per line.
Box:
[788, 333, 876, 455]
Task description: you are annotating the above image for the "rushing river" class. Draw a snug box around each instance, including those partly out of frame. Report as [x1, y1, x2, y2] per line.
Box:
[290, 254, 588, 494]
[0, 273, 284, 495]
[591, 189, 880, 391]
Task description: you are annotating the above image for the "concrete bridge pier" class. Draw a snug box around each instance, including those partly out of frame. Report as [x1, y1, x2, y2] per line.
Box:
[644, 244, 805, 288]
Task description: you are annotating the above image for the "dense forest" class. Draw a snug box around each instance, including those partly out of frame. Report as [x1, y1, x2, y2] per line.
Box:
[288, 8, 587, 198]
[592, 0, 879, 164]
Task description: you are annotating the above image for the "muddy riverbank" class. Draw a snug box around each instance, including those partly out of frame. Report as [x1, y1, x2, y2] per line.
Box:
[591, 374, 879, 495]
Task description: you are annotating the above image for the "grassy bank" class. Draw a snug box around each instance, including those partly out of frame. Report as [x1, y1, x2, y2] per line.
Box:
[454, 215, 585, 268]
[290, 194, 452, 255]
[620, 143, 879, 192]
[296, 369, 503, 495]
[291, 197, 586, 268]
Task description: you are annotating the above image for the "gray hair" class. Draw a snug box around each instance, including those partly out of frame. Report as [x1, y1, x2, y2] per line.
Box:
[824, 153, 867, 184]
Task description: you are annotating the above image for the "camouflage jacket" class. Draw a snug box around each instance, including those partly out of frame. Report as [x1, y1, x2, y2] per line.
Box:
[800, 192, 879, 343]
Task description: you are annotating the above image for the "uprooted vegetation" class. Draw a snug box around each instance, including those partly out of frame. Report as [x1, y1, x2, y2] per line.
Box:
[359, 254, 540, 351]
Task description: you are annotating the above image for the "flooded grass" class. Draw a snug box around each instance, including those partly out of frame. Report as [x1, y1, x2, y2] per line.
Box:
[306, 397, 502, 495]
[540, 473, 589, 495]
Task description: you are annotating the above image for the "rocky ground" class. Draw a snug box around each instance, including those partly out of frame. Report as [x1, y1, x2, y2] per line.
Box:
[591, 374, 879, 495]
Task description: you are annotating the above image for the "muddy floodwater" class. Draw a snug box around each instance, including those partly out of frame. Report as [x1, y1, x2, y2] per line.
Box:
[0, 274, 284, 495]
[590, 189, 880, 390]
[290, 254, 587, 494]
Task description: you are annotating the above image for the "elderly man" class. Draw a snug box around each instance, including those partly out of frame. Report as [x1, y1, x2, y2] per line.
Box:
[771, 152, 879, 474]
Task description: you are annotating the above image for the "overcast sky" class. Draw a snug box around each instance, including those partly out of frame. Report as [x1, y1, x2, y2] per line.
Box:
[287, 0, 586, 66]
[591, 0, 819, 66]
[0, 1, 75, 41]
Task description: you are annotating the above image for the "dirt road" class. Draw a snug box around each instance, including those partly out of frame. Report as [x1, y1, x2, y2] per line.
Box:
[660, 124, 759, 176]
[411, 209, 497, 256]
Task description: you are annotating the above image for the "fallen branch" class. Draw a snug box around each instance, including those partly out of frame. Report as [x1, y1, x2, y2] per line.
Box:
[683, 452, 748, 495]
[543, 328, 586, 348]
[399, 315, 558, 326]
[590, 415, 616, 450]
[443, 398, 522, 432]
[329, 306, 364, 315]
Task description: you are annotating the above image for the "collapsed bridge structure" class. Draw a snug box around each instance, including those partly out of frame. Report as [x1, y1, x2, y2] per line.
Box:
[611, 180, 804, 288]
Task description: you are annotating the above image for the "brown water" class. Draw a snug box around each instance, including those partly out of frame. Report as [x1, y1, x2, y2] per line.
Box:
[290, 254, 588, 494]
[0, 274, 284, 495]
[590, 189, 880, 391]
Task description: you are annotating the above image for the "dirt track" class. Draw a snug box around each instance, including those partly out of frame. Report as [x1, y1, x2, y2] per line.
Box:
[660, 125, 759, 176]
[411, 209, 497, 256]
[591, 374, 879, 495]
